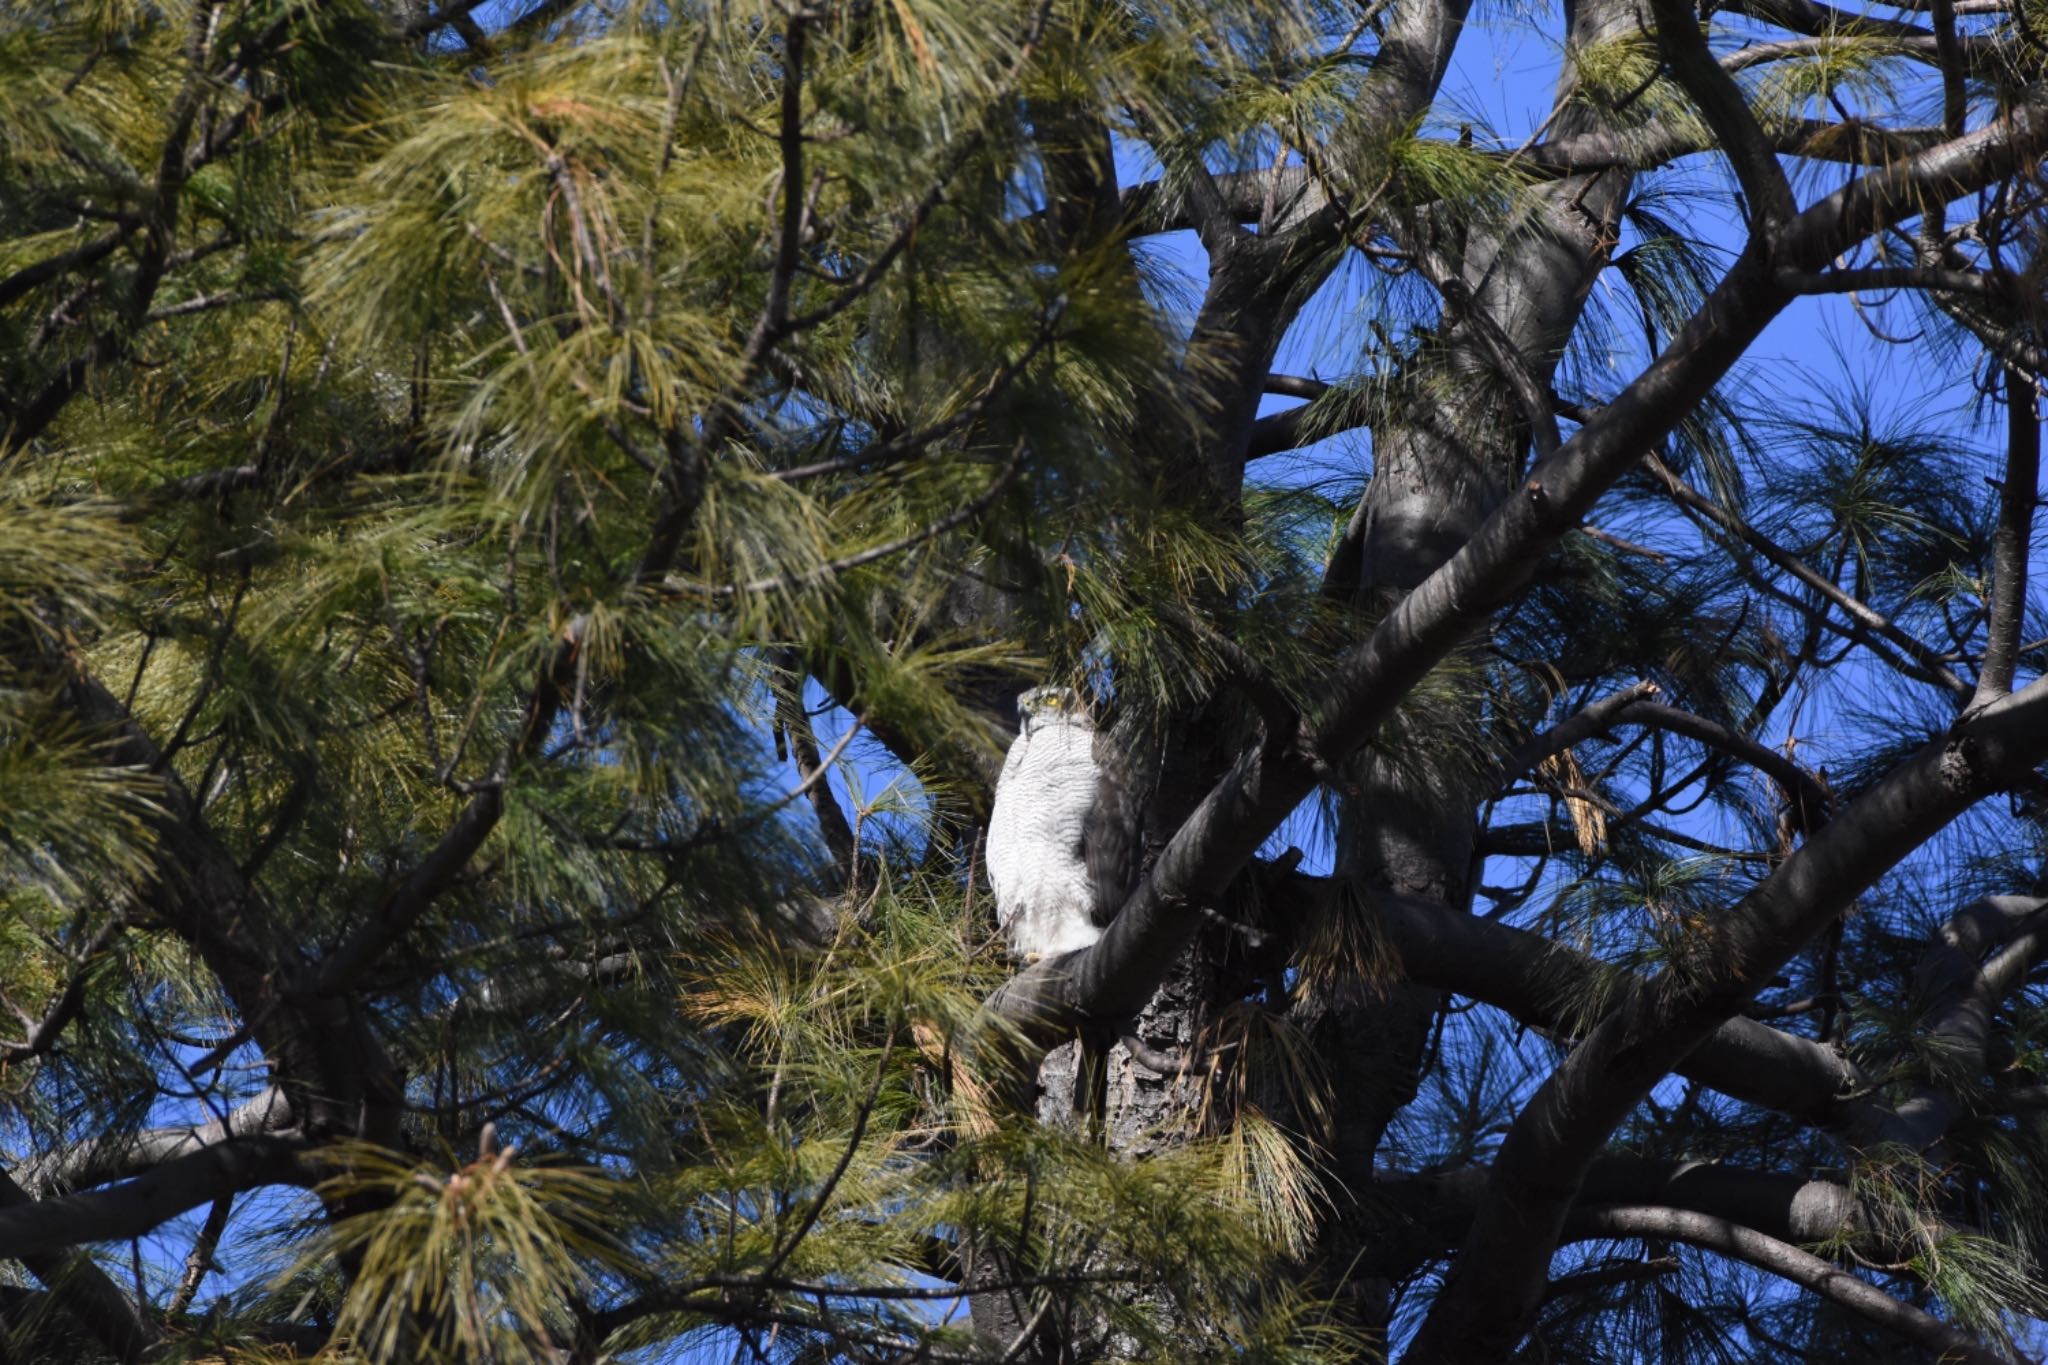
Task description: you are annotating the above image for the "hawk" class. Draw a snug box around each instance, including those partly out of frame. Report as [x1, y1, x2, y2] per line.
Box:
[985, 686, 1142, 962]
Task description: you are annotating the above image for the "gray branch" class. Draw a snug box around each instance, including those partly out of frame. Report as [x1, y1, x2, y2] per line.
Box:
[19, 1086, 296, 1197]
[1573, 1204, 2014, 1365]
[0, 1135, 314, 1262]
[1365, 890, 1899, 1145]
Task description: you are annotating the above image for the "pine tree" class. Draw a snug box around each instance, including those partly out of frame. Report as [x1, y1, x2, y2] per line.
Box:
[2, 0, 2048, 1361]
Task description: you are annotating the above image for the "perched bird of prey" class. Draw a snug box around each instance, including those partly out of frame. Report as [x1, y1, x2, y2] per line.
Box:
[986, 686, 1137, 962]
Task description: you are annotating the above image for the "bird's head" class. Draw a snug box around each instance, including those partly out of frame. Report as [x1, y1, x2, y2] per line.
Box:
[1015, 685, 1092, 736]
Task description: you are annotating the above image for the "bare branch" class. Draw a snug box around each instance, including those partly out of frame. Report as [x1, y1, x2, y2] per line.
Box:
[1541, 1254, 1678, 1301]
[1369, 1154, 1965, 1282]
[167, 1193, 232, 1317]
[144, 289, 289, 321]
[1648, 0, 1797, 229]
[1976, 367, 2040, 701]
[1572, 1205, 2014, 1365]
[21, 1087, 296, 1197]
[1615, 698, 1832, 832]
[1496, 681, 1661, 789]
[1930, 0, 1970, 137]
[759, 1024, 896, 1282]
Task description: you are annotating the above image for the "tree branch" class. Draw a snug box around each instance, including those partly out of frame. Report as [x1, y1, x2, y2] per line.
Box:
[311, 614, 586, 994]
[777, 678, 857, 876]
[1495, 681, 1661, 789]
[0, 918, 123, 1067]
[1613, 698, 1832, 832]
[0, 1136, 314, 1262]
[1541, 1253, 1678, 1300]
[1976, 366, 2040, 702]
[48, 664, 405, 1149]
[1367, 1156, 1947, 1279]
[1889, 894, 2048, 1148]
[1571, 1205, 2014, 1365]
[1649, 0, 1798, 229]
[1643, 452, 1971, 695]
[1726, 0, 1932, 44]
[1775, 264, 2006, 297]
[1402, 677, 2048, 1362]
[1364, 889, 1895, 1144]
[0, 1169, 158, 1362]
[20, 1087, 296, 1197]
[0, 230, 125, 311]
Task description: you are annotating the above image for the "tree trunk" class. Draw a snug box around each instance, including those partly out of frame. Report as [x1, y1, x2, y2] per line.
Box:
[1306, 0, 1638, 1333]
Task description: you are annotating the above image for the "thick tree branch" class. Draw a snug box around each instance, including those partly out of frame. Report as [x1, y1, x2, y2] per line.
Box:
[0, 1169, 158, 1362]
[1114, 116, 1945, 261]
[21, 1087, 297, 1197]
[1782, 97, 2048, 257]
[1889, 894, 2048, 1147]
[0, 1136, 314, 1262]
[1977, 367, 2041, 701]
[1727, 0, 1932, 43]
[1776, 264, 2008, 297]
[1263, 373, 1332, 401]
[1364, 890, 1895, 1144]
[52, 666, 404, 1150]
[1366, 1155, 1969, 1280]
[1524, 115, 1947, 179]
[1648, 0, 1797, 229]
[1404, 677, 2048, 1363]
